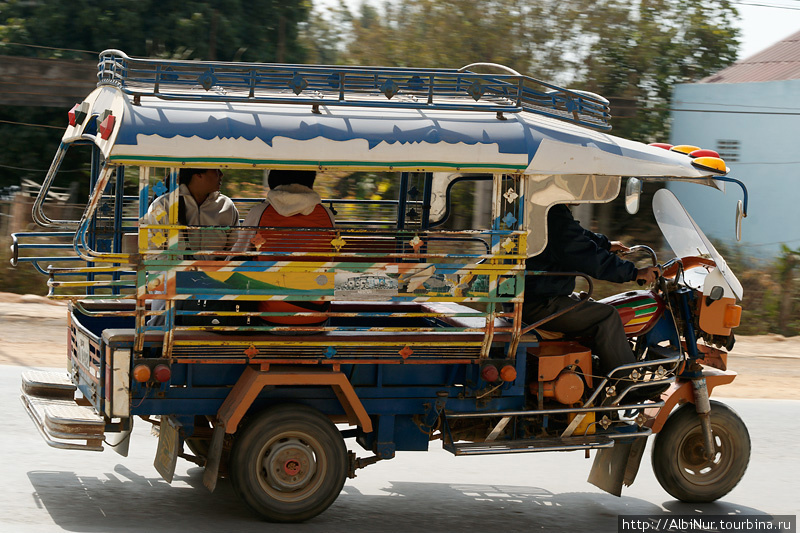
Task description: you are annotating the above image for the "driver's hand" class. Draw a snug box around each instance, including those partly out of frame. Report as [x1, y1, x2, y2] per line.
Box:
[610, 241, 630, 253]
[635, 266, 660, 285]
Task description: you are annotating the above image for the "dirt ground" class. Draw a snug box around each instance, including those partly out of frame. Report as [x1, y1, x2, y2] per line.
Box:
[1, 292, 798, 400]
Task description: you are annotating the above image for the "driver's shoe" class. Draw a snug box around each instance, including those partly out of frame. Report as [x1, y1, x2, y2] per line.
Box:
[618, 381, 670, 403]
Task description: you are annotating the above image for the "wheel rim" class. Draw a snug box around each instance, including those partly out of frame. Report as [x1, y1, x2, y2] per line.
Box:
[257, 432, 327, 503]
[676, 422, 736, 486]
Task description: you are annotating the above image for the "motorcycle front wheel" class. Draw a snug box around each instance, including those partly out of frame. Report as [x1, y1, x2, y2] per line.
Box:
[652, 400, 750, 503]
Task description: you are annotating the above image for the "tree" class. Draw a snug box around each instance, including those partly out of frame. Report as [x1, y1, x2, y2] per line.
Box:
[0, 0, 312, 62]
[324, 0, 576, 77]
[0, 0, 313, 191]
[571, 0, 740, 235]
[320, 0, 738, 141]
[576, 0, 740, 142]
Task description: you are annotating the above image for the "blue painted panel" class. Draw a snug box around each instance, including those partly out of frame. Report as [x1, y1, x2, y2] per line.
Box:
[116, 103, 529, 156]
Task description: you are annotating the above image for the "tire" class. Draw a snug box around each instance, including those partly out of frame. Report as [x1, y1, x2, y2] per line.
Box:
[185, 437, 210, 460]
[652, 400, 750, 503]
[229, 404, 348, 523]
[184, 416, 213, 462]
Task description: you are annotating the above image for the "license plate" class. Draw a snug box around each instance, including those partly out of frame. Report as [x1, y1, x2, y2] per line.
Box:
[76, 330, 92, 370]
[73, 329, 100, 380]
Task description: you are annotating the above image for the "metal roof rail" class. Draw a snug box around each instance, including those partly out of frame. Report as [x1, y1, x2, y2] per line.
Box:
[96, 50, 611, 130]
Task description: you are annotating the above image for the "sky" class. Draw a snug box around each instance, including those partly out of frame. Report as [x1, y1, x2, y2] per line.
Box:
[314, 0, 800, 63]
[736, 2, 800, 59]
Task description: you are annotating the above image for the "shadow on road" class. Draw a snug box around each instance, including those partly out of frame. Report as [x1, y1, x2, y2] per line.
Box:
[28, 467, 770, 533]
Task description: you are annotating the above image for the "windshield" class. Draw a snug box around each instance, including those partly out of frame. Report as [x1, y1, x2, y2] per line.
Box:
[653, 188, 743, 300]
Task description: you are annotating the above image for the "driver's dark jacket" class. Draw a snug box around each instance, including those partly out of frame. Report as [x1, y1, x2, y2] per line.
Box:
[524, 204, 637, 299]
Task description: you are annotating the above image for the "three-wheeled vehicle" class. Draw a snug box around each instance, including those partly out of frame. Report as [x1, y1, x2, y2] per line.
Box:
[14, 50, 750, 522]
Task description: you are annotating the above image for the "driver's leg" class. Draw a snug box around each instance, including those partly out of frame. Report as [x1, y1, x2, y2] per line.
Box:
[522, 294, 634, 375]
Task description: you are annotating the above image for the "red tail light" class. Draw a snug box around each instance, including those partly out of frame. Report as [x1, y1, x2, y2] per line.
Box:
[153, 364, 171, 383]
[649, 143, 673, 150]
[99, 113, 116, 140]
[68, 102, 89, 127]
[689, 149, 720, 159]
[481, 364, 499, 383]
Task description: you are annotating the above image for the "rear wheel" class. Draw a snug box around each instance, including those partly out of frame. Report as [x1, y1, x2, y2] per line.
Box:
[230, 404, 347, 523]
[652, 400, 750, 502]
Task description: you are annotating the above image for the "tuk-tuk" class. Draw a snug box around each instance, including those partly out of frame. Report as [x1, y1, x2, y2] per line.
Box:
[15, 50, 749, 522]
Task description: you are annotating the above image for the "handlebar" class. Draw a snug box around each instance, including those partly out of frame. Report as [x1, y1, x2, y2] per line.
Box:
[619, 245, 659, 287]
[623, 244, 657, 266]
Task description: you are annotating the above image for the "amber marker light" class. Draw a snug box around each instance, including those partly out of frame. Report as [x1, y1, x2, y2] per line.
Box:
[671, 144, 701, 155]
[133, 364, 151, 382]
[691, 156, 728, 174]
[724, 304, 742, 328]
[500, 365, 517, 382]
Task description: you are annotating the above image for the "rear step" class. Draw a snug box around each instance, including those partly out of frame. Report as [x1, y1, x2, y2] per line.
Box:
[20, 371, 104, 452]
[443, 435, 615, 456]
[22, 370, 76, 398]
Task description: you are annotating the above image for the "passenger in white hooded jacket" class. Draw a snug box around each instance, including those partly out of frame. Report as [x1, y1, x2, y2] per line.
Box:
[231, 169, 334, 254]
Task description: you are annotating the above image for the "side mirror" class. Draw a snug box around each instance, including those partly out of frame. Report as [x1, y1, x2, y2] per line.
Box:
[735, 200, 744, 241]
[625, 178, 642, 214]
[705, 285, 725, 306]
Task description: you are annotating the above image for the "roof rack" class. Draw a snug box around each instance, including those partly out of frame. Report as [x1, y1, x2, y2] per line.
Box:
[97, 50, 611, 131]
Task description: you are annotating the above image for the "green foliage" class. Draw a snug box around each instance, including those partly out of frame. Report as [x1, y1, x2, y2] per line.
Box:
[0, 0, 314, 192]
[304, 0, 739, 141]
[306, 0, 580, 78]
[708, 242, 799, 337]
[576, 0, 740, 141]
[0, 106, 91, 192]
[0, 0, 312, 62]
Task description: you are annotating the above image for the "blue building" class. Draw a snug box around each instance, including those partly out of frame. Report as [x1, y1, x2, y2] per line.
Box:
[669, 30, 800, 258]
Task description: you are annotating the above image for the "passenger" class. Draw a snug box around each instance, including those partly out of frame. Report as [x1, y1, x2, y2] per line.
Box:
[233, 169, 335, 328]
[144, 168, 239, 258]
[523, 204, 659, 376]
[143, 168, 239, 326]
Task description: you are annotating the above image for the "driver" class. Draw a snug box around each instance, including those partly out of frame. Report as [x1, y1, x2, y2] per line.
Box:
[524, 204, 660, 375]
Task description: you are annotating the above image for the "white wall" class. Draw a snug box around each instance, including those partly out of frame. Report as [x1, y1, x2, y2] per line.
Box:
[668, 79, 800, 259]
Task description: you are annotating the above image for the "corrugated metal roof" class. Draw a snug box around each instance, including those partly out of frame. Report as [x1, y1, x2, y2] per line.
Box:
[701, 29, 800, 83]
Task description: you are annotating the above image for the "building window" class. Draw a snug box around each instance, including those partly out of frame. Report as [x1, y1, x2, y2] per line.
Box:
[716, 139, 740, 162]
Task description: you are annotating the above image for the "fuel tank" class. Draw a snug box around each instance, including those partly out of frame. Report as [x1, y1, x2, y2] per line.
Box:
[597, 289, 665, 337]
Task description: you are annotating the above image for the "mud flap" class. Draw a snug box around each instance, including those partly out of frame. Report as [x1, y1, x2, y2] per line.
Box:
[202, 421, 226, 492]
[107, 418, 133, 458]
[154, 416, 180, 483]
[587, 438, 646, 496]
[623, 437, 647, 487]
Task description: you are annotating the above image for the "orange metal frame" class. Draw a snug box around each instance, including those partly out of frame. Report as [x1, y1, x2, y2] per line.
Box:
[216, 365, 373, 434]
[646, 368, 736, 433]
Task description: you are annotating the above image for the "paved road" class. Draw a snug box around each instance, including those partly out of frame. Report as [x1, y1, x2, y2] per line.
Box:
[1, 364, 797, 533]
